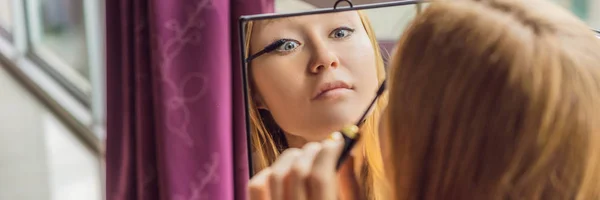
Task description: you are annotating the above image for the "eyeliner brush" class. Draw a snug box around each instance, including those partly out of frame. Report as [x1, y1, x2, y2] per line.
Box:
[336, 80, 387, 170]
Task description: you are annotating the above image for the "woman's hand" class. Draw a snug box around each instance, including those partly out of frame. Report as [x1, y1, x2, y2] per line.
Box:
[248, 132, 361, 200]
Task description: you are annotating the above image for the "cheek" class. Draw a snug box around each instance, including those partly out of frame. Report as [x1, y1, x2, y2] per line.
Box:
[340, 36, 378, 80]
[250, 62, 307, 111]
[346, 36, 376, 62]
[251, 59, 303, 93]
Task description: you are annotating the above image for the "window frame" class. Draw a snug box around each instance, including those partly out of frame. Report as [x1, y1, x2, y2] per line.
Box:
[0, 0, 106, 152]
[25, 0, 93, 105]
[0, 0, 15, 44]
[0, 28, 12, 42]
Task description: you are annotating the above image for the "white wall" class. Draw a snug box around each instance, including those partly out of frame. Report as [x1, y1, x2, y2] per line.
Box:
[0, 65, 102, 200]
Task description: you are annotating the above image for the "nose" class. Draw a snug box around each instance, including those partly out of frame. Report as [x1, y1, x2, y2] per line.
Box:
[308, 42, 340, 74]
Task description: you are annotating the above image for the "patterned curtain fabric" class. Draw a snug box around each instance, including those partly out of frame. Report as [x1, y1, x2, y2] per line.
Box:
[105, 0, 273, 199]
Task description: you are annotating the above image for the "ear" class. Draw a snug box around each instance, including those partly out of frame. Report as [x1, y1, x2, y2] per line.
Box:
[253, 94, 268, 110]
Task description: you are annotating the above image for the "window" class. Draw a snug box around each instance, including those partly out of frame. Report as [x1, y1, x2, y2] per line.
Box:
[0, 0, 105, 198]
[16, 0, 106, 139]
[0, 0, 105, 167]
[27, 0, 92, 100]
[0, 0, 13, 39]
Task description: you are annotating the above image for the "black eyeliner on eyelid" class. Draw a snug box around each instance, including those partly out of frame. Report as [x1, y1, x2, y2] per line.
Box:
[336, 26, 355, 31]
[262, 39, 299, 53]
[331, 26, 355, 35]
[330, 26, 355, 39]
[268, 39, 290, 47]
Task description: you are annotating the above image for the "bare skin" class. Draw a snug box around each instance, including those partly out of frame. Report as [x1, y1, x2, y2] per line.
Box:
[249, 11, 379, 145]
[248, 132, 361, 200]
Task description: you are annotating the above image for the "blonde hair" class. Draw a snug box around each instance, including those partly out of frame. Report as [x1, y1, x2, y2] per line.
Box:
[386, 0, 600, 199]
[244, 10, 388, 200]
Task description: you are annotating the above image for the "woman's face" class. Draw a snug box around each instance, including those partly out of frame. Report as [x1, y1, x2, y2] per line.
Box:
[249, 11, 379, 141]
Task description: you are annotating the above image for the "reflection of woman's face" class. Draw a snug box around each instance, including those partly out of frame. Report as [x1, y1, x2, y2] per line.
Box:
[249, 11, 378, 141]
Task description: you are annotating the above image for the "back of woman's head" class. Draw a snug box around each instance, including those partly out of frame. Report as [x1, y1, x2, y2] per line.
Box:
[386, 0, 600, 199]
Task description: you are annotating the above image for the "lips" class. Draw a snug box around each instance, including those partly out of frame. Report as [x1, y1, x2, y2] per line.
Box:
[312, 80, 353, 100]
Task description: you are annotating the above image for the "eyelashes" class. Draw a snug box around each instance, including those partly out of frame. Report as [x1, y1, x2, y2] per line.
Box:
[263, 26, 356, 55]
[329, 26, 355, 39]
[275, 39, 301, 52]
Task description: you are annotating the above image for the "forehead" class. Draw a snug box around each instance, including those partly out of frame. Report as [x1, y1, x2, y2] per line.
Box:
[249, 11, 364, 52]
[253, 11, 362, 32]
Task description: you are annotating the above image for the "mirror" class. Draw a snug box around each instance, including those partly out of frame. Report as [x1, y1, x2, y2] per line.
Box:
[238, 0, 424, 177]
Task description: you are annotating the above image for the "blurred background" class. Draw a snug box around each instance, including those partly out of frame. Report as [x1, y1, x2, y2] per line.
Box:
[0, 0, 598, 199]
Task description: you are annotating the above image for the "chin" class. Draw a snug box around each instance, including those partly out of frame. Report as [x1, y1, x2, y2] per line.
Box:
[290, 117, 351, 141]
[298, 102, 365, 139]
[313, 115, 356, 135]
[324, 105, 362, 124]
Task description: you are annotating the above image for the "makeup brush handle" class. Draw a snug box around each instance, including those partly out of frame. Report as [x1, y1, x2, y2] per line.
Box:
[336, 134, 359, 170]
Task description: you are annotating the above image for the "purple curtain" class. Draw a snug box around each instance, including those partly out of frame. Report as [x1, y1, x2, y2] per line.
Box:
[105, 0, 273, 199]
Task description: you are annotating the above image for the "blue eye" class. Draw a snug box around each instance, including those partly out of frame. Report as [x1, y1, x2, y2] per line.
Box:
[330, 27, 355, 39]
[276, 40, 300, 52]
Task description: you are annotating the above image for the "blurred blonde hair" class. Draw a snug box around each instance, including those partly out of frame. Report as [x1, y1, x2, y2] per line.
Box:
[244, 10, 388, 200]
[386, 0, 600, 199]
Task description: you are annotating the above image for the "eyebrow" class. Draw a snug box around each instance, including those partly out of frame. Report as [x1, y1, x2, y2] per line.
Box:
[260, 17, 292, 26]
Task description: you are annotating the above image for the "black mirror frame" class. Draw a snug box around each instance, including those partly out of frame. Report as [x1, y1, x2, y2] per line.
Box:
[237, 0, 426, 177]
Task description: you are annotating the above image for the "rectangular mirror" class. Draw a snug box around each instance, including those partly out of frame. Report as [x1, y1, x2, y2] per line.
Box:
[238, 0, 424, 177]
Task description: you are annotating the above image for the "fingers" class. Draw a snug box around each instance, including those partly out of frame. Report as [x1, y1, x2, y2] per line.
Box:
[248, 167, 272, 200]
[248, 132, 346, 200]
[308, 133, 346, 200]
[269, 148, 302, 200]
[286, 142, 322, 200]
[249, 148, 302, 200]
